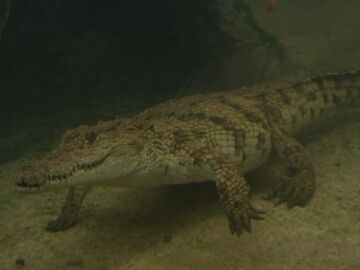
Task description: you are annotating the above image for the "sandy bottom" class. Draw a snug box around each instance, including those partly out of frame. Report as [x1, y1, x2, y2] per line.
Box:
[1, 116, 359, 270]
[1, 1, 360, 270]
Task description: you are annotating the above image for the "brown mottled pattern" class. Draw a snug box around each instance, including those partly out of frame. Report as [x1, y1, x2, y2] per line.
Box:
[260, 70, 360, 135]
[16, 70, 360, 236]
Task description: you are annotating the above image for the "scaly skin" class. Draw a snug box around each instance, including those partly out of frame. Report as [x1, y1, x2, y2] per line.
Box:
[15, 71, 360, 235]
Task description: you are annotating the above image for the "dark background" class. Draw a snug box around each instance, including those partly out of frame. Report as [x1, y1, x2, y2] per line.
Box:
[0, 0, 231, 115]
[0, 0, 280, 162]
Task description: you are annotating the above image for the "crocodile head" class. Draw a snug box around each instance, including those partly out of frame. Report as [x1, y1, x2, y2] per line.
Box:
[14, 123, 145, 193]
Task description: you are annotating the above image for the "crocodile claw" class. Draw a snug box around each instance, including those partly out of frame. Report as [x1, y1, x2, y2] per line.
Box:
[264, 172, 315, 208]
[227, 204, 265, 236]
[46, 215, 78, 232]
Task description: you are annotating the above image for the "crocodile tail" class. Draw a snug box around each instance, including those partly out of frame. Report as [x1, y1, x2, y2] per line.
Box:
[261, 70, 360, 134]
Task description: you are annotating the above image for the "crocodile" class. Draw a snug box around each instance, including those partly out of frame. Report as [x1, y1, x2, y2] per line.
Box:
[15, 71, 360, 235]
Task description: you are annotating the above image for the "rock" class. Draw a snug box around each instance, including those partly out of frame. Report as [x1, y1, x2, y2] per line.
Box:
[15, 257, 25, 268]
[66, 255, 84, 266]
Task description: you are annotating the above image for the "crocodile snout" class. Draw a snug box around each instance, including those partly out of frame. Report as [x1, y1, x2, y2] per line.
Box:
[15, 167, 46, 191]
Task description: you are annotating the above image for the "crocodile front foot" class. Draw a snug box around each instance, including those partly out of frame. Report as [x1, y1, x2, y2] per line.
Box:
[46, 213, 79, 232]
[46, 185, 90, 232]
[225, 194, 266, 235]
[192, 148, 265, 235]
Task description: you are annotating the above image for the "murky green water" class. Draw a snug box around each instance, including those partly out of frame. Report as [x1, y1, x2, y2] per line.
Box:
[0, 1, 359, 269]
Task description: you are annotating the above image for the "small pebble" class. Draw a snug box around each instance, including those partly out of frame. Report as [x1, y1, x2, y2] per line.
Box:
[15, 257, 25, 269]
[66, 255, 83, 266]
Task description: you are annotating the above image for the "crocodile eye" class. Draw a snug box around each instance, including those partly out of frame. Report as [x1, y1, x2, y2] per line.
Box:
[63, 130, 79, 141]
[85, 131, 97, 143]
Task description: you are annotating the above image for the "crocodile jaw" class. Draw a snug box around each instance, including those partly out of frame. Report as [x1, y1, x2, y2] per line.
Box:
[15, 143, 143, 193]
[15, 158, 141, 193]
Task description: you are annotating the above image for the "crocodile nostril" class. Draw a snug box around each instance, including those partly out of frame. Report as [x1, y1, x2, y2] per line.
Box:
[16, 175, 41, 188]
[85, 131, 97, 143]
[22, 176, 28, 184]
[15, 175, 29, 186]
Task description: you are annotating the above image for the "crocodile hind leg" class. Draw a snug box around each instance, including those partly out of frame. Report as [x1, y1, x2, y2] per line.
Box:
[46, 185, 91, 232]
[192, 148, 265, 235]
[267, 127, 316, 208]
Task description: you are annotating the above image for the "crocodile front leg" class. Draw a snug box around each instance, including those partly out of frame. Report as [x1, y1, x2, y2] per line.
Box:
[267, 127, 316, 208]
[46, 185, 91, 232]
[192, 148, 264, 235]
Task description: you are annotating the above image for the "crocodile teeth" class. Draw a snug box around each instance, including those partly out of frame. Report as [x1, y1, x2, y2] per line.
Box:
[46, 152, 109, 182]
[48, 174, 66, 181]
